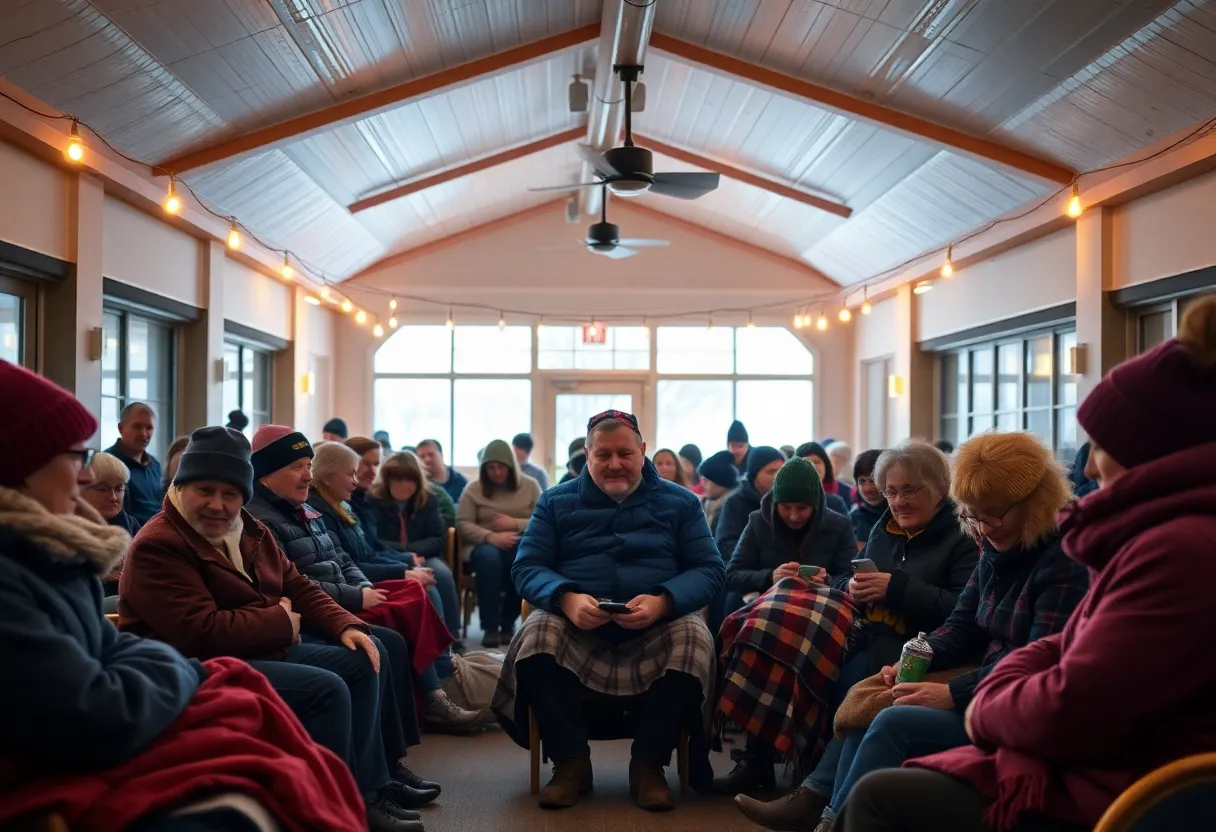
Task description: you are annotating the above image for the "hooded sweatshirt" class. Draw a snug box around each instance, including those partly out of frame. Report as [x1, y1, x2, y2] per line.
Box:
[456, 439, 542, 562]
[725, 490, 856, 594]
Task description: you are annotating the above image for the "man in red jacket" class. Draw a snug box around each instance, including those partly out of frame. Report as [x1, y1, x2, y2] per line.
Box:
[120, 426, 439, 832]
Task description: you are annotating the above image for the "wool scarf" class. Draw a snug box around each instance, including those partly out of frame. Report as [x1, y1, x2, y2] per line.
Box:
[167, 486, 248, 580]
[0, 486, 130, 574]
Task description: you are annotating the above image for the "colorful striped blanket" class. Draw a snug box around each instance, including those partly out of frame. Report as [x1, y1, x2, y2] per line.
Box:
[717, 578, 856, 764]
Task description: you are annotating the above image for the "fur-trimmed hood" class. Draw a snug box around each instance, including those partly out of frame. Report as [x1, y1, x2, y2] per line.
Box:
[0, 486, 131, 574]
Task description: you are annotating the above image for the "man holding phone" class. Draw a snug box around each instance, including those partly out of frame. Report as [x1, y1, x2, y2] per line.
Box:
[492, 410, 724, 813]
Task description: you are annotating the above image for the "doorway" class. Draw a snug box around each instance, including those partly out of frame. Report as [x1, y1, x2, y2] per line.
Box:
[543, 380, 645, 481]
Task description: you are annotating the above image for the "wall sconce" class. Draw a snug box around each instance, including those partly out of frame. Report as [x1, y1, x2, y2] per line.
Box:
[86, 327, 104, 362]
[888, 373, 905, 398]
[300, 371, 316, 396]
[1066, 344, 1088, 376]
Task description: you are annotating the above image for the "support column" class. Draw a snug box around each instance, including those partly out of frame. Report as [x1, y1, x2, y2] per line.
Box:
[291, 285, 314, 437]
[43, 172, 104, 423]
[179, 240, 226, 431]
[1074, 207, 1125, 402]
[892, 284, 935, 442]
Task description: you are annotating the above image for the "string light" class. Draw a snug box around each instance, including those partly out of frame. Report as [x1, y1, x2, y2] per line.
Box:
[354, 309, 367, 325]
[388, 315, 398, 329]
[163, 178, 182, 215]
[793, 311, 805, 329]
[280, 253, 294, 280]
[587, 322, 599, 338]
[320, 285, 331, 301]
[498, 312, 506, 330]
[815, 309, 829, 331]
[860, 287, 872, 316]
[389, 297, 398, 311]
[304, 295, 321, 306]
[747, 312, 755, 328]
[341, 298, 354, 313]
[838, 305, 852, 323]
[226, 218, 241, 250]
[940, 245, 954, 278]
[913, 280, 934, 295]
[64, 120, 84, 163]
[707, 315, 715, 331]
[446, 308, 455, 330]
[537, 316, 546, 331]
[372, 323, 384, 338]
[1066, 181, 1083, 219]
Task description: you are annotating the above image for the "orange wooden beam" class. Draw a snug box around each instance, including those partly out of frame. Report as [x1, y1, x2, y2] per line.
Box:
[161, 24, 600, 174]
[649, 33, 1076, 186]
[635, 134, 852, 218]
[349, 127, 585, 213]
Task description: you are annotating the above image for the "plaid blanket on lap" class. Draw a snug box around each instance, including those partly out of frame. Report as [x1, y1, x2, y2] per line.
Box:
[718, 578, 855, 762]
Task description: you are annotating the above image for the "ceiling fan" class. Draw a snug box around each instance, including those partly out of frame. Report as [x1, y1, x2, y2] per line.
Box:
[533, 64, 721, 201]
[544, 185, 670, 260]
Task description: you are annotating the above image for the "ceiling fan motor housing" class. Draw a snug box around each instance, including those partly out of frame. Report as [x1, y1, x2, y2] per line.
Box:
[604, 145, 654, 195]
[587, 221, 620, 249]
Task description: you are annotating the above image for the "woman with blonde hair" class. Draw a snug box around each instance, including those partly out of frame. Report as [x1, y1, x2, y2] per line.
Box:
[80, 452, 141, 537]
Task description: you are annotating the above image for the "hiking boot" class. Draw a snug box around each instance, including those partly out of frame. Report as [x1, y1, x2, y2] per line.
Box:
[734, 786, 828, 831]
[813, 818, 834, 832]
[423, 690, 484, 733]
[481, 627, 501, 648]
[393, 763, 441, 795]
[538, 755, 593, 809]
[711, 757, 777, 795]
[366, 792, 425, 831]
[629, 758, 674, 812]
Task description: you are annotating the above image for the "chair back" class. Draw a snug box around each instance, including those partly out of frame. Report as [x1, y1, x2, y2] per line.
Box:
[1094, 753, 1216, 832]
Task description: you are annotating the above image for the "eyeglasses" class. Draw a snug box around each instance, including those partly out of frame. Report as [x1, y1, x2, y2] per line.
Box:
[882, 484, 927, 502]
[959, 500, 1023, 530]
[65, 448, 96, 468]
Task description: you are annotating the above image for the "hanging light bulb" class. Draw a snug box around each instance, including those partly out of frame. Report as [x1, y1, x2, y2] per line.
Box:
[838, 305, 852, 323]
[747, 312, 755, 328]
[65, 120, 84, 163]
[815, 309, 829, 331]
[355, 309, 367, 325]
[913, 280, 934, 295]
[498, 312, 506, 331]
[372, 323, 384, 338]
[587, 322, 598, 338]
[707, 315, 715, 331]
[940, 245, 954, 279]
[860, 287, 872, 316]
[341, 298, 354, 314]
[280, 253, 294, 280]
[163, 178, 182, 215]
[304, 295, 322, 306]
[389, 297, 398, 311]
[226, 218, 241, 251]
[388, 315, 398, 329]
[320, 285, 331, 301]
[446, 308, 455, 330]
[537, 316, 546, 332]
[1066, 181, 1083, 219]
[793, 312, 804, 329]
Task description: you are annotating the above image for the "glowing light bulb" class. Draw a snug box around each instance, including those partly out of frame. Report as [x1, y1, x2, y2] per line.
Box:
[446, 309, 455, 330]
[913, 280, 934, 295]
[1066, 182, 1083, 219]
[588, 324, 598, 338]
[304, 295, 321, 306]
[838, 306, 852, 323]
[372, 323, 384, 338]
[940, 245, 954, 279]
[65, 121, 84, 163]
[389, 315, 398, 329]
[793, 314, 804, 329]
[355, 309, 367, 325]
[389, 297, 398, 311]
[815, 313, 829, 332]
[498, 313, 506, 331]
[320, 286, 331, 301]
[226, 220, 241, 250]
[341, 299, 354, 314]
[537, 317, 546, 332]
[861, 300, 872, 315]
[747, 314, 755, 328]
[163, 180, 182, 215]
[707, 316, 715, 331]
[281, 254, 294, 280]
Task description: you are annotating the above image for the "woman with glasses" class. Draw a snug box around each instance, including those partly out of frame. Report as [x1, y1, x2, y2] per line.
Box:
[732, 439, 978, 822]
[79, 452, 140, 600]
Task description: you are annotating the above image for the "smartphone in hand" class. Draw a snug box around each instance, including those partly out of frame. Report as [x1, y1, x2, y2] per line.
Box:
[597, 600, 632, 615]
[851, 558, 879, 574]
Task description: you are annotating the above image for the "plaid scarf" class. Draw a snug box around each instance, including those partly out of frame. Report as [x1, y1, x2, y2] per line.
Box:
[717, 578, 855, 762]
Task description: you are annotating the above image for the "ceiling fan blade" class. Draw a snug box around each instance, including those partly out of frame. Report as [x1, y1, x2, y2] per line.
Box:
[616, 238, 670, 248]
[598, 245, 637, 260]
[528, 181, 603, 192]
[577, 144, 620, 178]
[649, 171, 721, 200]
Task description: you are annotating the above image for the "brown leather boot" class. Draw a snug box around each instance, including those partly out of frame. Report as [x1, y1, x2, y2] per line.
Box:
[734, 786, 828, 832]
[538, 755, 593, 809]
[629, 758, 674, 811]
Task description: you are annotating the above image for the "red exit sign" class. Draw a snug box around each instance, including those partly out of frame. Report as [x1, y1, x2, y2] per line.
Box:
[582, 322, 607, 344]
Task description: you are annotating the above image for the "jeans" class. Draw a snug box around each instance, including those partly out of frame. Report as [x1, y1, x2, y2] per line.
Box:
[132, 807, 264, 832]
[251, 632, 403, 795]
[821, 705, 971, 820]
[797, 649, 878, 778]
[518, 653, 702, 764]
[836, 768, 1086, 832]
[423, 555, 461, 638]
[470, 543, 520, 632]
[367, 624, 422, 748]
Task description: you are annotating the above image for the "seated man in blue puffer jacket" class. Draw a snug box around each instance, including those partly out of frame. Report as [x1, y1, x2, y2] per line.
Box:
[492, 410, 724, 814]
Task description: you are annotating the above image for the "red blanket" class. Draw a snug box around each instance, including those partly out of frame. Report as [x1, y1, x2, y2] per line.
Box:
[358, 578, 454, 673]
[1, 657, 365, 832]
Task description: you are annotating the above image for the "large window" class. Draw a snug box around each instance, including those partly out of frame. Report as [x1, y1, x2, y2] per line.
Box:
[373, 325, 532, 466]
[101, 309, 176, 462]
[0, 275, 37, 368]
[223, 342, 272, 437]
[655, 326, 815, 451]
[538, 325, 649, 370]
[938, 327, 1077, 462]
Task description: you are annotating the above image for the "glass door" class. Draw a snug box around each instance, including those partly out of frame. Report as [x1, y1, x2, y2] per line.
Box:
[547, 381, 645, 482]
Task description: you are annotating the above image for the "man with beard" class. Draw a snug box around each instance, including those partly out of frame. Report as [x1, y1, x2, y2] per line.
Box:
[118, 427, 438, 831]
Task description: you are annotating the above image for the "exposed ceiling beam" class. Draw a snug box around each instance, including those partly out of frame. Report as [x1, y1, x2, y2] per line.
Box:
[160, 23, 601, 174]
[636, 134, 852, 218]
[648, 33, 1077, 186]
[348, 127, 585, 213]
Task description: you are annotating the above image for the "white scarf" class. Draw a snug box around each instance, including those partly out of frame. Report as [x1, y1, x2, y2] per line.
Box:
[0, 486, 130, 574]
[168, 486, 248, 580]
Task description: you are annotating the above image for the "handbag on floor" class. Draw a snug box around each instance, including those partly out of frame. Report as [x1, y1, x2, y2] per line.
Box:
[442, 649, 505, 712]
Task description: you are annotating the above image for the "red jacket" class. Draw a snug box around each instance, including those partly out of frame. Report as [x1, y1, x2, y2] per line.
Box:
[909, 442, 1216, 828]
[0, 657, 365, 832]
[119, 499, 366, 660]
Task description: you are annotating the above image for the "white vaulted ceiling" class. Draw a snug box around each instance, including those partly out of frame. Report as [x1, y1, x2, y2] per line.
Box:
[3, 0, 1215, 289]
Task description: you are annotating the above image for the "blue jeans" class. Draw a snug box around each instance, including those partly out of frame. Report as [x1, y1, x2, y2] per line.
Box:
[424, 555, 461, 638]
[470, 543, 520, 632]
[821, 705, 971, 820]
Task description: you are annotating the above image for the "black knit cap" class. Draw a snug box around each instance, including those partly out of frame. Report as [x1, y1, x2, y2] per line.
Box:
[251, 425, 315, 480]
[727, 420, 749, 443]
[322, 418, 348, 439]
[678, 443, 703, 467]
[697, 450, 739, 489]
[174, 426, 255, 503]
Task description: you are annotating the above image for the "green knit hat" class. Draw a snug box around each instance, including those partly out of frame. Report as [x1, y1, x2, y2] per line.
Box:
[771, 456, 823, 506]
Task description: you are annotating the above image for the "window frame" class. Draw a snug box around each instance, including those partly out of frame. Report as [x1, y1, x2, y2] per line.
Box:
[101, 306, 177, 461]
[0, 273, 38, 369]
[223, 339, 274, 436]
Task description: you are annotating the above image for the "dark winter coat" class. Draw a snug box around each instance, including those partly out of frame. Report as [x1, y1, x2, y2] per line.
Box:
[726, 491, 856, 594]
[370, 494, 446, 559]
[849, 499, 886, 545]
[825, 492, 850, 517]
[714, 480, 762, 562]
[435, 467, 469, 504]
[105, 444, 164, 527]
[307, 489, 407, 584]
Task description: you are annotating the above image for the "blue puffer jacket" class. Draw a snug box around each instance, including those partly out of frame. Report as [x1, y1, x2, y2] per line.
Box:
[512, 461, 725, 642]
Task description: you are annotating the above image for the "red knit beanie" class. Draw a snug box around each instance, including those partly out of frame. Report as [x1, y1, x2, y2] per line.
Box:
[1077, 295, 1216, 469]
[0, 361, 98, 487]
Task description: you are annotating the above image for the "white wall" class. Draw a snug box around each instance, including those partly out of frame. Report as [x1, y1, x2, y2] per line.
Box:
[916, 227, 1077, 342]
[855, 298, 898, 360]
[1111, 169, 1216, 289]
[102, 196, 204, 306]
[0, 140, 71, 260]
[224, 259, 292, 340]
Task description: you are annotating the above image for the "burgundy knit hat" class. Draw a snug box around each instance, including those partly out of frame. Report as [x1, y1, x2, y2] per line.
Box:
[1077, 303, 1216, 470]
[0, 361, 98, 487]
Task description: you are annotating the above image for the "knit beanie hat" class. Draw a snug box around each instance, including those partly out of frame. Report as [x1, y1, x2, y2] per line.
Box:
[0, 361, 98, 488]
[174, 426, 255, 503]
[251, 424, 314, 479]
[322, 418, 348, 439]
[678, 443, 702, 468]
[697, 450, 738, 489]
[745, 445, 785, 484]
[1078, 295, 1216, 470]
[727, 420, 749, 444]
[772, 456, 823, 506]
